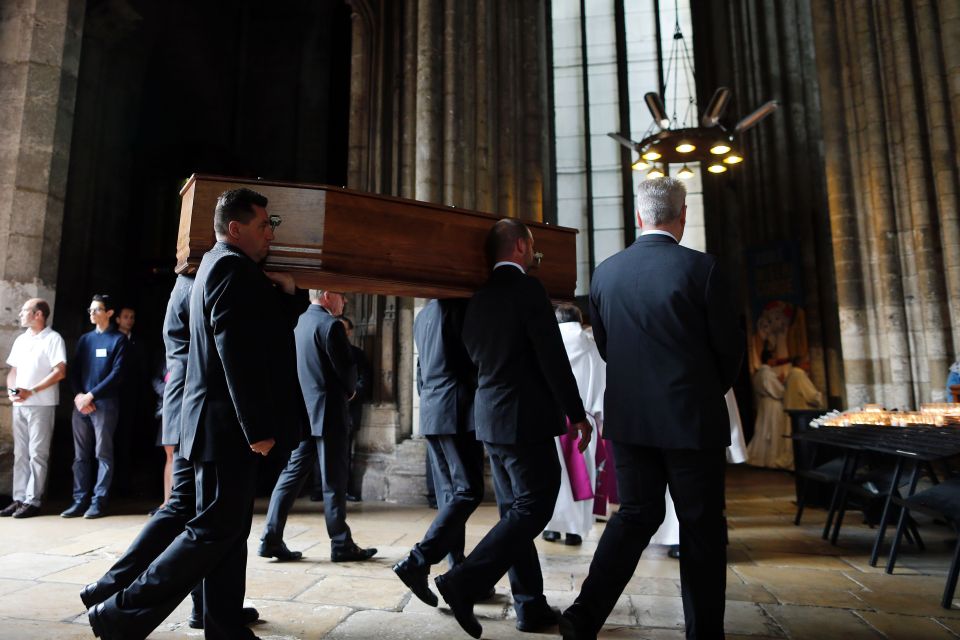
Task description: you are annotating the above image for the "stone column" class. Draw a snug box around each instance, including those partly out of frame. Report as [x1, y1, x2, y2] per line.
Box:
[0, 0, 85, 494]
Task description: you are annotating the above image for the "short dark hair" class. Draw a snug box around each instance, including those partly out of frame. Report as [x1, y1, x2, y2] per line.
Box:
[92, 294, 115, 312]
[340, 316, 355, 330]
[484, 218, 530, 266]
[214, 188, 269, 237]
[32, 300, 51, 320]
[555, 303, 583, 324]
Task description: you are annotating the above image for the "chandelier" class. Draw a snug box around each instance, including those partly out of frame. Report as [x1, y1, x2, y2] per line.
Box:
[608, 7, 777, 180]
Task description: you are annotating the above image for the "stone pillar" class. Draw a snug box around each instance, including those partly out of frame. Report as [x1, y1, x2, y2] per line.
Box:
[0, 0, 85, 495]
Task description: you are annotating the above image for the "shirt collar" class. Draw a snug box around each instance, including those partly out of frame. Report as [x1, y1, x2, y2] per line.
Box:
[493, 261, 526, 274]
[640, 229, 679, 242]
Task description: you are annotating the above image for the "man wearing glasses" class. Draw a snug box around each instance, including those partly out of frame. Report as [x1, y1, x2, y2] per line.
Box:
[63, 294, 126, 519]
[1, 299, 67, 519]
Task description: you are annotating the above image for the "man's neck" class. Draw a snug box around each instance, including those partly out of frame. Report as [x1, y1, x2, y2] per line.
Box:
[118, 328, 131, 337]
[94, 322, 111, 332]
[27, 324, 44, 336]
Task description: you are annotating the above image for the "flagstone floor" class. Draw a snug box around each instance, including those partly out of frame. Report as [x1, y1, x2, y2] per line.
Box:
[0, 466, 958, 639]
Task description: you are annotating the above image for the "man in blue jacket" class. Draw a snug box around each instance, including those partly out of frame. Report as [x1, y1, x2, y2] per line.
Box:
[63, 293, 126, 519]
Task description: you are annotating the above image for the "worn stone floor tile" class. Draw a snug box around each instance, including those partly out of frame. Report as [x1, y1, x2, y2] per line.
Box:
[294, 574, 411, 610]
[732, 565, 862, 591]
[725, 582, 778, 604]
[632, 594, 685, 629]
[724, 600, 784, 636]
[857, 611, 957, 639]
[764, 584, 868, 609]
[38, 556, 117, 585]
[853, 588, 960, 619]
[935, 616, 960, 635]
[245, 567, 324, 600]
[0, 577, 33, 597]
[0, 552, 87, 580]
[0, 582, 86, 622]
[622, 576, 682, 597]
[247, 601, 351, 639]
[745, 550, 854, 571]
[0, 618, 94, 639]
[761, 604, 884, 639]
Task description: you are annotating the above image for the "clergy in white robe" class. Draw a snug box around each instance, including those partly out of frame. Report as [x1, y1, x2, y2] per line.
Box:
[784, 359, 823, 410]
[651, 389, 747, 548]
[746, 360, 792, 469]
[543, 309, 605, 540]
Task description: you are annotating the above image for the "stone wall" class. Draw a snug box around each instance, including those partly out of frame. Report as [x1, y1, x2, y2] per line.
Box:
[0, 0, 84, 495]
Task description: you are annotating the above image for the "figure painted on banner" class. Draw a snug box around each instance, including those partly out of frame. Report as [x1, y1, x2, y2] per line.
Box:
[652, 389, 748, 559]
[439, 218, 590, 638]
[392, 298, 485, 607]
[63, 294, 127, 520]
[86, 188, 307, 639]
[542, 303, 605, 547]
[946, 358, 960, 401]
[783, 356, 823, 411]
[1, 299, 67, 519]
[746, 349, 792, 470]
[258, 290, 377, 564]
[561, 177, 743, 640]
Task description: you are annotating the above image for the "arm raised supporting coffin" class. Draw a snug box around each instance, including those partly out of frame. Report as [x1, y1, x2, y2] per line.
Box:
[176, 174, 578, 300]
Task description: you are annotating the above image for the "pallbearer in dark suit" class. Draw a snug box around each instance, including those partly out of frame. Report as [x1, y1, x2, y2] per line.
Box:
[560, 178, 744, 640]
[393, 298, 483, 606]
[258, 290, 377, 563]
[435, 219, 592, 638]
[88, 188, 309, 640]
[80, 274, 258, 631]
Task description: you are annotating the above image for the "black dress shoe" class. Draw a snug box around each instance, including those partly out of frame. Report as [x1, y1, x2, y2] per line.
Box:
[12, 503, 40, 518]
[61, 501, 88, 518]
[393, 557, 438, 606]
[435, 574, 481, 638]
[0, 500, 22, 517]
[564, 534, 582, 546]
[346, 494, 362, 502]
[542, 530, 561, 542]
[668, 544, 680, 559]
[331, 543, 377, 563]
[559, 612, 596, 640]
[258, 540, 303, 562]
[188, 606, 260, 629]
[80, 582, 105, 609]
[88, 602, 115, 640]
[516, 605, 560, 632]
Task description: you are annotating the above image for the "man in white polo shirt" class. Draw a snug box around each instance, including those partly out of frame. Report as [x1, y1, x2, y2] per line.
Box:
[2, 298, 67, 518]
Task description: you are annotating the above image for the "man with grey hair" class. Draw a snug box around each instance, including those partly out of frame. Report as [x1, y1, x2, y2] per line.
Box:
[258, 289, 377, 563]
[2, 298, 67, 518]
[561, 177, 743, 639]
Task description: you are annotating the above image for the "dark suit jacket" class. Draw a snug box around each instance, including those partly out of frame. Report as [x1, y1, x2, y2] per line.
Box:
[160, 274, 193, 446]
[589, 233, 744, 449]
[462, 265, 586, 445]
[180, 242, 309, 461]
[296, 304, 357, 438]
[415, 299, 477, 436]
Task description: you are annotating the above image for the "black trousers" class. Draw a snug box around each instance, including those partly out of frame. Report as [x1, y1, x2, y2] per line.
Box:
[409, 432, 485, 568]
[97, 453, 260, 640]
[568, 444, 727, 640]
[262, 429, 352, 551]
[88, 449, 202, 615]
[444, 439, 559, 622]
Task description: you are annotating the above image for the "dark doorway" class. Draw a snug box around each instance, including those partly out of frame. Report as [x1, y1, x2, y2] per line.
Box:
[51, 0, 352, 504]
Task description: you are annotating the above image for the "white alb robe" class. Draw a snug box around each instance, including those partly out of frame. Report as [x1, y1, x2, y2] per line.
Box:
[651, 389, 747, 546]
[545, 322, 605, 537]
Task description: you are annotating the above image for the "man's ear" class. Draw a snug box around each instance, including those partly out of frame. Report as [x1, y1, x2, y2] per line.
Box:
[636, 209, 643, 230]
[105, 309, 114, 320]
[227, 220, 241, 239]
[680, 204, 687, 225]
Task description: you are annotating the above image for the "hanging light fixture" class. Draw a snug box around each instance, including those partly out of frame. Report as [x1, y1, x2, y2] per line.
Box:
[606, 4, 777, 177]
[709, 142, 731, 155]
[647, 166, 666, 179]
[676, 164, 695, 179]
[631, 156, 650, 170]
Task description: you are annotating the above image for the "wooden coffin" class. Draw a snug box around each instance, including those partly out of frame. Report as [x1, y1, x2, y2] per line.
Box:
[176, 174, 578, 300]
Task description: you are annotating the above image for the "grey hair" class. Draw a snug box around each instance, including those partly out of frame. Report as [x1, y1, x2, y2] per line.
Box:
[636, 177, 687, 226]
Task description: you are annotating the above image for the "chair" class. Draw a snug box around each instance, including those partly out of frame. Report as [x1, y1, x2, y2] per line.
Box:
[885, 477, 960, 608]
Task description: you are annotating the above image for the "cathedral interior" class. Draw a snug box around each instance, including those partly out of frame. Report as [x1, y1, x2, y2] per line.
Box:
[1, 0, 959, 637]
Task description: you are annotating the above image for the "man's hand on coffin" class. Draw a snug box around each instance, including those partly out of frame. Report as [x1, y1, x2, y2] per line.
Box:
[250, 438, 276, 456]
[569, 419, 592, 453]
[265, 271, 296, 295]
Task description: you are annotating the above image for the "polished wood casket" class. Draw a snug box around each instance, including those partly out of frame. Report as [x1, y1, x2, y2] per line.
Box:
[176, 175, 578, 300]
